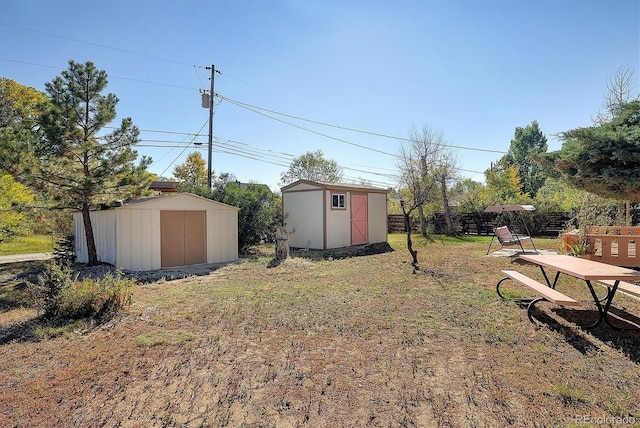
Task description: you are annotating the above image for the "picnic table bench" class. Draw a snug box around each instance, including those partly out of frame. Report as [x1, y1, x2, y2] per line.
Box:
[497, 254, 640, 329]
[597, 280, 640, 299]
[497, 270, 579, 323]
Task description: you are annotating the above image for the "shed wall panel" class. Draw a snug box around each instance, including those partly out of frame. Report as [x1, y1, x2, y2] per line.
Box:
[283, 190, 324, 249]
[93, 211, 117, 265]
[325, 190, 351, 249]
[73, 212, 87, 263]
[117, 209, 156, 270]
[73, 211, 116, 265]
[207, 209, 238, 263]
[367, 193, 388, 244]
[282, 182, 321, 192]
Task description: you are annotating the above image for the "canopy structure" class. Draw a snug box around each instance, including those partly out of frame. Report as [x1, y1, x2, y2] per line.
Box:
[485, 205, 538, 254]
[484, 204, 536, 213]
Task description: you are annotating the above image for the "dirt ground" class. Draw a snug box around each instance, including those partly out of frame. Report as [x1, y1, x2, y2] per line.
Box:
[1, 237, 640, 427]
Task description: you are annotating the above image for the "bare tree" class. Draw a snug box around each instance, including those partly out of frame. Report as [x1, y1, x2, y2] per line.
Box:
[397, 125, 456, 267]
[593, 65, 639, 124]
[434, 150, 460, 235]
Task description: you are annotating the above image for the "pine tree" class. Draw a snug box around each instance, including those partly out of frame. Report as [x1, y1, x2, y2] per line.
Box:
[34, 61, 152, 265]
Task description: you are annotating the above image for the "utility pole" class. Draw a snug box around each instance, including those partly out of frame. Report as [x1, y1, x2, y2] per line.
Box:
[206, 64, 215, 189]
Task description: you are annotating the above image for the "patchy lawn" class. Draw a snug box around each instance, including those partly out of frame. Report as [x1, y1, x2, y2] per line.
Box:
[0, 234, 53, 256]
[1, 234, 640, 427]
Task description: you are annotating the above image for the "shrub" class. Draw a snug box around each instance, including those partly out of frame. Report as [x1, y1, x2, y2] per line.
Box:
[33, 263, 134, 322]
[35, 263, 74, 320]
[53, 233, 75, 266]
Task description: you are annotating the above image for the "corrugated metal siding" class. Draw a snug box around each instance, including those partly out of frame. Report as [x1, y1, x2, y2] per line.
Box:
[207, 209, 238, 263]
[73, 211, 116, 265]
[74, 193, 238, 270]
[73, 212, 87, 263]
[116, 208, 156, 271]
[93, 211, 117, 265]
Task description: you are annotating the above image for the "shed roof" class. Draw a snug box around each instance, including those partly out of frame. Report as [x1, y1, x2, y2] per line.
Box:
[113, 192, 239, 211]
[281, 179, 387, 194]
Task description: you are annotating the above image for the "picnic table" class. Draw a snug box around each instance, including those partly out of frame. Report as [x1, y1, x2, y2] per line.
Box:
[497, 253, 640, 329]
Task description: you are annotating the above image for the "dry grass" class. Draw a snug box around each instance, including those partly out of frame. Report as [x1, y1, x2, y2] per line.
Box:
[1, 234, 640, 427]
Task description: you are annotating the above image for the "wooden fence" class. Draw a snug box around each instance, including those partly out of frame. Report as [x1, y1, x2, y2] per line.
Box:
[563, 226, 640, 268]
[388, 212, 571, 236]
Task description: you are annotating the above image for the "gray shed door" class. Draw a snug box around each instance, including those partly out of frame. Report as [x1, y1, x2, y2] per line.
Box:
[161, 211, 206, 267]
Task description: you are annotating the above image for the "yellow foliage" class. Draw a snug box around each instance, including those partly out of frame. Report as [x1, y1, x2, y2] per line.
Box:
[0, 173, 35, 239]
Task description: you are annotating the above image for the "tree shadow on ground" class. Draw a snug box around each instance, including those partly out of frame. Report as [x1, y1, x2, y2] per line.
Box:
[0, 311, 123, 346]
[0, 318, 40, 345]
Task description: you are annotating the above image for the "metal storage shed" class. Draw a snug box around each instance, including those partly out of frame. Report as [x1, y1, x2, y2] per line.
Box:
[281, 180, 388, 250]
[74, 193, 239, 270]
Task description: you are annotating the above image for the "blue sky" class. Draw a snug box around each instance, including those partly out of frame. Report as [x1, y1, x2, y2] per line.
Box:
[1, 0, 638, 191]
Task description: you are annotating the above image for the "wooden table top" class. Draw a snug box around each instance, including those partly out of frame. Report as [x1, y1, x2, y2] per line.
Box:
[519, 254, 640, 281]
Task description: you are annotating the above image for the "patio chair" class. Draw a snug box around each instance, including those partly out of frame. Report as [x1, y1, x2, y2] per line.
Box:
[486, 225, 534, 254]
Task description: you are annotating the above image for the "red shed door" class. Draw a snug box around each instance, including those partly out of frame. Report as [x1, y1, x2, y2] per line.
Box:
[351, 194, 368, 245]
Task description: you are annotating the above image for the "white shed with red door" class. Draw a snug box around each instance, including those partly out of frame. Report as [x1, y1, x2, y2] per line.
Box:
[281, 180, 388, 250]
[73, 193, 238, 270]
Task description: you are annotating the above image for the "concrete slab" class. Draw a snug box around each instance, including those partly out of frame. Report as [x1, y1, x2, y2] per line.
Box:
[0, 253, 53, 265]
[487, 249, 558, 258]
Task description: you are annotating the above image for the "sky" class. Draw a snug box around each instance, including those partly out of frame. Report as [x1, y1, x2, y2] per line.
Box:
[1, 0, 639, 192]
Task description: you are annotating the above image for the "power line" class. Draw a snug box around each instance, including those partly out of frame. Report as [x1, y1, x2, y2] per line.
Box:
[156, 120, 208, 177]
[0, 58, 200, 91]
[137, 137, 399, 186]
[133, 126, 471, 182]
[3, 55, 504, 158]
[222, 96, 508, 155]
[220, 95, 398, 157]
[135, 127, 479, 177]
[0, 22, 196, 67]
[4, 54, 495, 181]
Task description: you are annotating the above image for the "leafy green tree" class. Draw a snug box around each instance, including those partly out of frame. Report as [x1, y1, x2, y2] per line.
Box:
[173, 151, 208, 189]
[211, 173, 278, 251]
[534, 178, 586, 213]
[484, 159, 522, 203]
[0, 78, 47, 177]
[503, 121, 548, 198]
[450, 178, 491, 213]
[537, 101, 640, 201]
[29, 60, 151, 265]
[279, 150, 342, 186]
[0, 173, 35, 242]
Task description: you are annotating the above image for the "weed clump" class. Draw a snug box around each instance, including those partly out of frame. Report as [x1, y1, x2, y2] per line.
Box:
[32, 263, 134, 322]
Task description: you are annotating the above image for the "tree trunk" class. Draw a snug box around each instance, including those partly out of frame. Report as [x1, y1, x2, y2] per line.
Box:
[401, 203, 419, 267]
[275, 226, 290, 261]
[81, 203, 99, 266]
[417, 205, 427, 236]
[441, 183, 456, 235]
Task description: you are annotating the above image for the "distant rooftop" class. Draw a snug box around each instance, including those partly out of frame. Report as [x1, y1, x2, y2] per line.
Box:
[149, 181, 178, 193]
